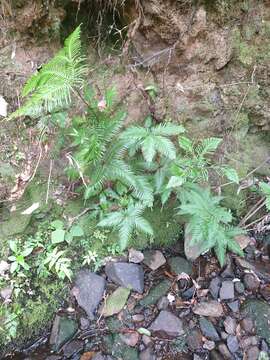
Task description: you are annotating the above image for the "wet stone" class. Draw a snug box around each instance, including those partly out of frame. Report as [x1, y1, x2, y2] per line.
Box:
[220, 281, 234, 300]
[71, 270, 106, 319]
[140, 279, 171, 307]
[143, 250, 166, 271]
[49, 315, 78, 351]
[209, 277, 221, 299]
[199, 317, 220, 341]
[224, 316, 236, 335]
[227, 335, 239, 353]
[149, 310, 184, 338]
[243, 273, 260, 291]
[168, 256, 192, 275]
[105, 262, 144, 293]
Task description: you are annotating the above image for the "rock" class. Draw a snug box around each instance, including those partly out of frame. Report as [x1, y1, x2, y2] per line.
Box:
[140, 279, 171, 307]
[209, 277, 221, 299]
[227, 300, 239, 313]
[234, 281, 245, 294]
[139, 347, 156, 360]
[143, 250, 166, 271]
[226, 335, 239, 353]
[0, 260, 10, 276]
[149, 310, 184, 338]
[193, 301, 224, 317]
[186, 329, 203, 351]
[0, 287, 12, 301]
[203, 340, 215, 351]
[71, 270, 106, 319]
[45, 356, 61, 360]
[218, 344, 233, 359]
[129, 248, 144, 264]
[120, 332, 140, 347]
[210, 350, 224, 360]
[105, 262, 144, 293]
[242, 299, 270, 345]
[239, 336, 258, 348]
[260, 284, 270, 301]
[199, 317, 220, 341]
[182, 286, 195, 300]
[168, 256, 192, 275]
[221, 331, 228, 340]
[112, 334, 139, 359]
[240, 318, 255, 334]
[92, 353, 106, 360]
[235, 235, 251, 250]
[219, 281, 234, 300]
[221, 258, 234, 278]
[243, 274, 260, 291]
[80, 317, 90, 330]
[224, 316, 236, 335]
[244, 346, 260, 360]
[103, 287, 130, 317]
[132, 314, 145, 322]
[63, 340, 84, 357]
[142, 335, 152, 346]
[157, 296, 169, 310]
[49, 315, 78, 351]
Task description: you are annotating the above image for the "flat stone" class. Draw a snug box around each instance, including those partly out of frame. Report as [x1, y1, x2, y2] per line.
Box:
[120, 332, 140, 347]
[209, 277, 221, 299]
[143, 250, 166, 271]
[219, 281, 234, 300]
[235, 235, 251, 250]
[193, 301, 224, 317]
[186, 329, 203, 351]
[199, 317, 220, 341]
[168, 256, 192, 275]
[63, 340, 84, 357]
[227, 300, 239, 313]
[129, 248, 144, 264]
[149, 310, 184, 338]
[103, 286, 130, 317]
[105, 262, 144, 293]
[224, 316, 236, 335]
[243, 273, 260, 291]
[227, 335, 239, 353]
[139, 347, 156, 360]
[71, 270, 106, 319]
[49, 315, 78, 351]
[140, 279, 171, 307]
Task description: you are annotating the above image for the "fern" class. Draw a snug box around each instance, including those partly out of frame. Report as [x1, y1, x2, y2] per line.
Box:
[178, 184, 244, 266]
[9, 26, 86, 119]
[259, 182, 270, 211]
[98, 203, 153, 250]
[121, 118, 185, 163]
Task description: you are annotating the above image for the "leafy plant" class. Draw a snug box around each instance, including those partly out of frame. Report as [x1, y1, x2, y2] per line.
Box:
[8, 240, 33, 274]
[43, 247, 73, 281]
[98, 202, 153, 250]
[178, 184, 244, 266]
[121, 117, 185, 163]
[9, 25, 86, 119]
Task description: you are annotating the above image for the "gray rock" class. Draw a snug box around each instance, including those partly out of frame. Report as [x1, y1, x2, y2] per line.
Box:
[120, 332, 140, 347]
[79, 317, 90, 330]
[239, 336, 258, 348]
[234, 281, 245, 294]
[129, 248, 144, 264]
[193, 301, 224, 317]
[227, 335, 239, 353]
[203, 340, 215, 351]
[209, 277, 221, 299]
[227, 300, 239, 313]
[45, 356, 61, 360]
[92, 353, 106, 360]
[71, 270, 106, 319]
[157, 296, 169, 310]
[220, 281, 234, 300]
[243, 273, 260, 291]
[199, 317, 220, 341]
[132, 314, 145, 322]
[224, 316, 236, 335]
[49, 315, 78, 351]
[218, 343, 232, 359]
[63, 340, 84, 357]
[140, 279, 171, 307]
[139, 347, 156, 360]
[105, 262, 144, 293]
[221, 258, 234, 278]
[182, 286, 195, 300]
[143, 250, 166, 271]
[142, 335, 152, 346]
[186, 329, 203, 351]
[244, 347, 260, 360]
[240, 317, 254, 334]
[149, 310, 184, 337]
[168, 256, 192, 275]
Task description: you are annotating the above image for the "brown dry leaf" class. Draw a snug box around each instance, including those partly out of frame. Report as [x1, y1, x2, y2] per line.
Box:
[80, 352, 97, 360]
[235, 235, 251, 250]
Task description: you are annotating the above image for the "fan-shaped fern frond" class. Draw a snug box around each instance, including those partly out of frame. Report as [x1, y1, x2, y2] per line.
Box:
[9, 25, 86, 119]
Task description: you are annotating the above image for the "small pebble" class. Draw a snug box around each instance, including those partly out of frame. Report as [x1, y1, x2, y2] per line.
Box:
[240, 318, 254, 334]
[132, 314, 145, 322]
[203, 340, 215, 351]
[234, 281, 245, 294]
[243, 273, 260, 291]
[220, 281, 234, 300]
[244, 346, 260, 360]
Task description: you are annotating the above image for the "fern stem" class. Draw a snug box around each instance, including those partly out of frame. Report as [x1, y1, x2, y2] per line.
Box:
[239, 198, 266, 226]
[72, 88, 98, 118]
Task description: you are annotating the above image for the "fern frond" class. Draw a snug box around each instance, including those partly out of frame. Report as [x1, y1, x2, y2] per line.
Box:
[152, 123, 185, 136]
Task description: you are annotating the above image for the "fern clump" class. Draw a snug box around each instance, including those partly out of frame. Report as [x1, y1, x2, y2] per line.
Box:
[9, 26, 86, 119]
[178, 184, 244, 266]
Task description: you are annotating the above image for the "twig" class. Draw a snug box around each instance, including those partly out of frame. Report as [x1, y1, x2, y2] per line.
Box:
[46, 159, 53, 204]
[243, 214, 266, 230]
[68, 207, 92, 228]
[240, 199, 266, 227]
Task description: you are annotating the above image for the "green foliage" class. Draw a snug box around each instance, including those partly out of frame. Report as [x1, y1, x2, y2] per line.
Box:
[8, 240, 33, 274]
[98, 203, 153, 250]
[9, 26, 86, 119]
[178, 184, 244, 266]
[43, 247, 73, 281]
[259, 182, 270, 211]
